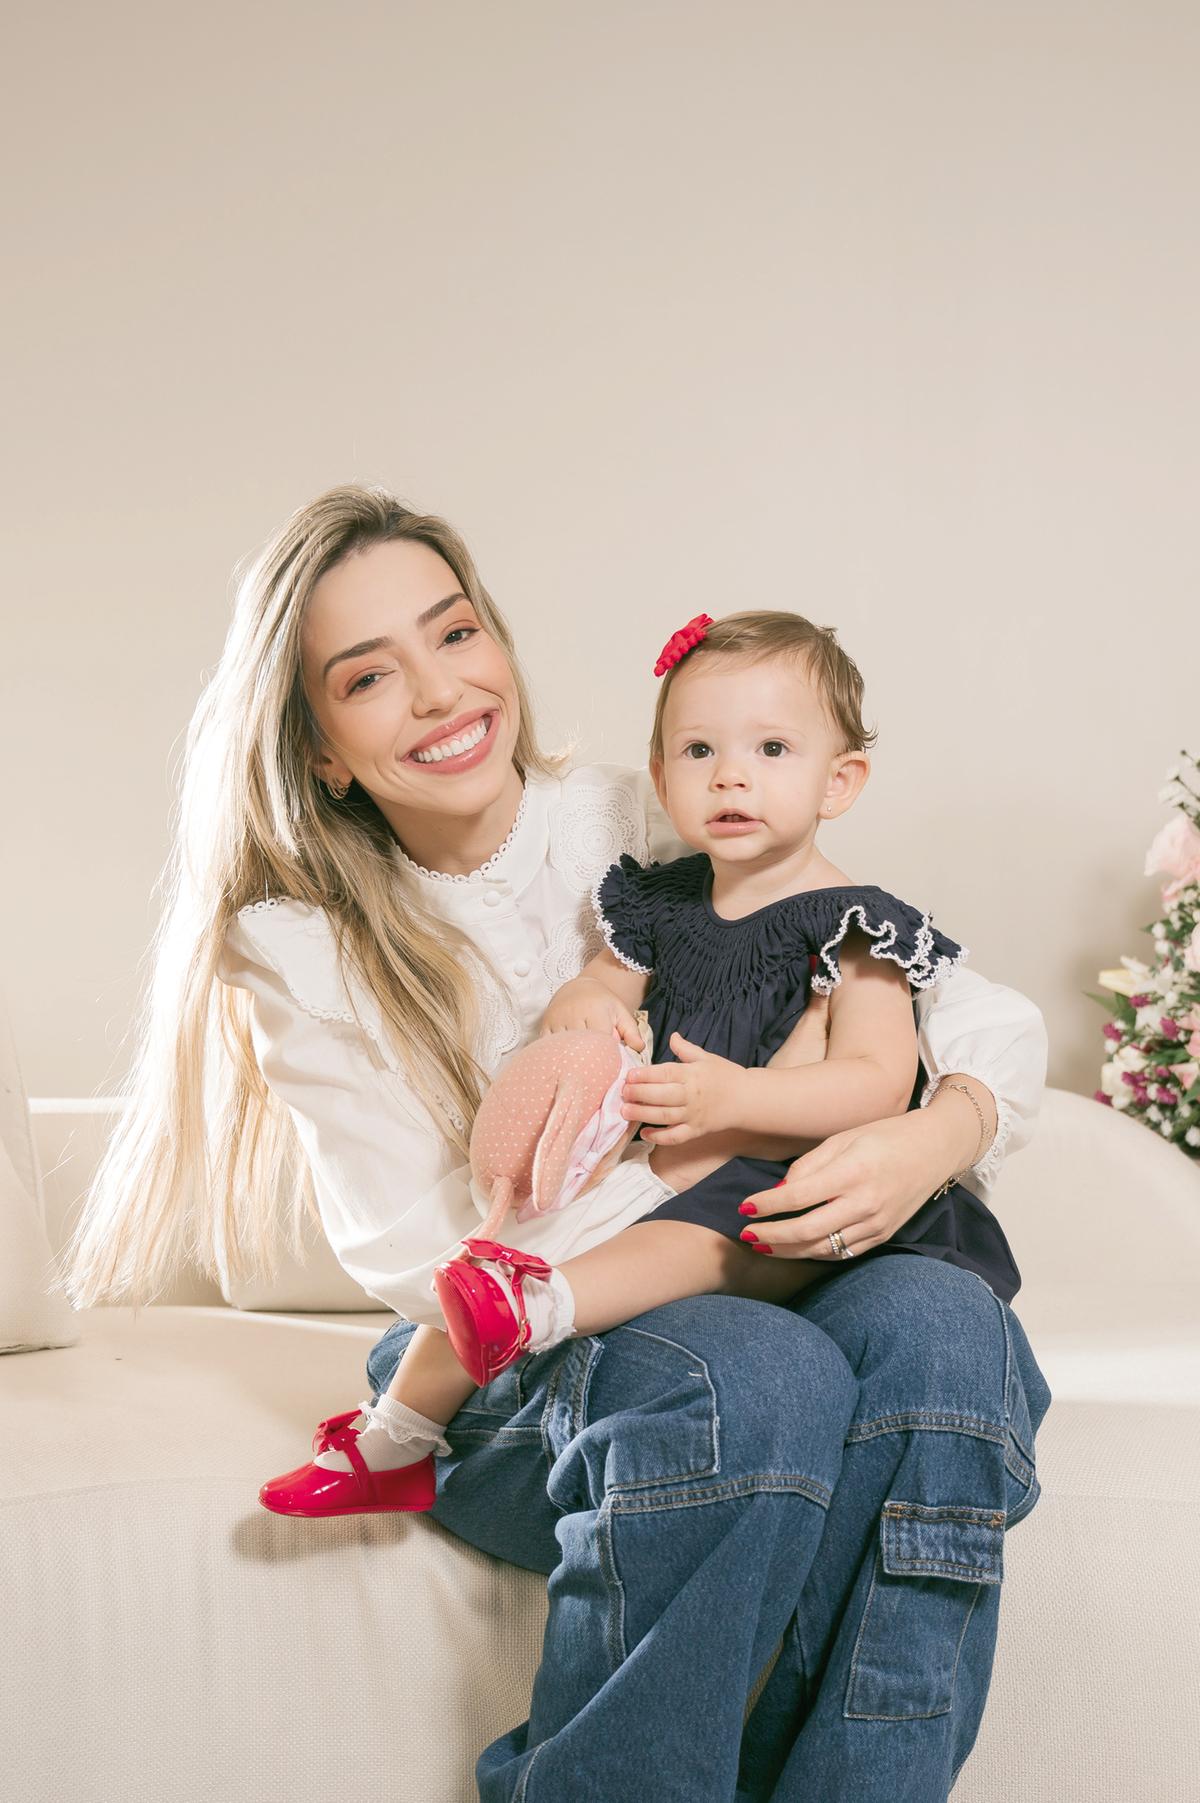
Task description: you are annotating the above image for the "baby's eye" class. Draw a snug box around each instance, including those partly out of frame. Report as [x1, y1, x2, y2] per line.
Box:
[683, 742, 712, 759]
[761, 740, 788, 757]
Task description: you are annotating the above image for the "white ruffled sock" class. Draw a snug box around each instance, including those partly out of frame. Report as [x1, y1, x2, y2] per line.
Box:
[313, 1395, 451, 1475]
[480, 1260, 576, 1354]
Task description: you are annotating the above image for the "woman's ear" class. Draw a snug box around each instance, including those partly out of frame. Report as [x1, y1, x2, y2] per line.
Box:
[312, 748, 353, 790]
[820, 751, 870, 821]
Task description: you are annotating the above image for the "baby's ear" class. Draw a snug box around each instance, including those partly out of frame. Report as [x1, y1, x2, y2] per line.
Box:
[822, 750, 870, 820]
[649, 757, 668, 812]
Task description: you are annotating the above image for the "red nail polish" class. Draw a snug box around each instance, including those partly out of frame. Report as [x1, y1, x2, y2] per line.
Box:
[740, 1229, 759, 1243]
[754, 1244, 774, 1255]
[738, 1202, 757, 1216]
[773, 1180, 786, 1189]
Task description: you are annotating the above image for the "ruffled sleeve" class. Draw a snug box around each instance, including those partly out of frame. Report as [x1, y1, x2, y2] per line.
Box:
[809, 889, 967, 995]
[592, 853, 660, 974]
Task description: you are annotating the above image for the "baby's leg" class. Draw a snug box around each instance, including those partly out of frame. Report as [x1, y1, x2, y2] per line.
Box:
[560, 1221, 824, 1336]
[315, 1323, 474, 1476]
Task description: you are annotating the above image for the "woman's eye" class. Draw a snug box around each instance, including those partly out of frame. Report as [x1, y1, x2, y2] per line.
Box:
[348, 672, 382, 695]
[683, 743, 712, 760]
[443, 626, 478, 647]
[761, 741, 787, 758]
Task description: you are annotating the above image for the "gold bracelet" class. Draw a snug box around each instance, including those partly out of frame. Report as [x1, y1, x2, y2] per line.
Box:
[931, 1081, 992, 1197]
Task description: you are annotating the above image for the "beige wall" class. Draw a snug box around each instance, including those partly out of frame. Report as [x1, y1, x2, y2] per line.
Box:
[2, 1, 1196, 1101]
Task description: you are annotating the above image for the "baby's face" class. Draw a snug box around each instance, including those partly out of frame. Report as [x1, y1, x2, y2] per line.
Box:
[652, 654, 857, 864]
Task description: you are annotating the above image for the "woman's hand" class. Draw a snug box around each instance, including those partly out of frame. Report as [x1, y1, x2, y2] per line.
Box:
[541, 977, 645, 1051]
[732, 1094, 982, 1261]
[621, 1032, 747, 1143]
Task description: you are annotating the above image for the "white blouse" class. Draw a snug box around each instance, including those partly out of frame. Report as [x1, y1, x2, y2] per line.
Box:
[218, 765, 1048, 1324]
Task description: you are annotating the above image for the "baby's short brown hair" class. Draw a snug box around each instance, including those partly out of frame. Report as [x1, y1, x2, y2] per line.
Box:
[648, 610, 877, 764]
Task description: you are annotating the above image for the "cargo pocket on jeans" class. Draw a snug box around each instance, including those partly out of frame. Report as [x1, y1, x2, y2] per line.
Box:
[844, 1501, 1005, 1720]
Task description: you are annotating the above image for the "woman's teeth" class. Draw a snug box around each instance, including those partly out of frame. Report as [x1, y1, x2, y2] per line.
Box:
[411, 717, 491, 763]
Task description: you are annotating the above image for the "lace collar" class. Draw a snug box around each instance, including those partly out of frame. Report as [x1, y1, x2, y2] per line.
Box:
[393, 783, 532, 886]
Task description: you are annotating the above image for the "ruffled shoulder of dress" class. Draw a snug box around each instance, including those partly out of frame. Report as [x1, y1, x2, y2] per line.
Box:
[591, 852, 707, 975]
[222, 898, 404, 1072]
[806, 888, 968, 994]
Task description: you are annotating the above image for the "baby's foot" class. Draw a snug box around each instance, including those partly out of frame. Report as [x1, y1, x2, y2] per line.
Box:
[312, 1396, 450, 1474]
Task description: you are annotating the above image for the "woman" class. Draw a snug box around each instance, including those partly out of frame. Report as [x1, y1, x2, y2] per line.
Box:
[66, 484, 1050, 1802]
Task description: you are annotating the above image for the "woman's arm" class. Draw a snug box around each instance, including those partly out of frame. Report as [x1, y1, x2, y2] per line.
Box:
[219, 918, 481, 1327]
[727, 1073, 999, 1259]
[914, 965, 1048, 1191]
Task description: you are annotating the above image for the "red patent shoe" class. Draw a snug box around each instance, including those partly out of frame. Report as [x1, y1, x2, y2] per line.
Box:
[433, 1237, 553, 1387]
[259, 1411, 436, 1517]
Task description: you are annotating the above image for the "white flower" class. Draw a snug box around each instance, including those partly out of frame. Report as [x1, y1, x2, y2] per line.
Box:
[1167, 765, 1182, 781]
[1098, 1062, 1120, 1097]
[1160, 783, 1185, 805]
[1187, 1127, 1200, 1146]
[1112, 1090, 1131, 1111]
[1161, 1121, 1174, 1136]
[1147, 1106, 1162, 1122]
[1114, 1045, 1148, 1074]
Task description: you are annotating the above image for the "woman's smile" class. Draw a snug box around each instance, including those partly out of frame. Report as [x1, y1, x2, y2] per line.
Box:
[403, 708, 499, 773]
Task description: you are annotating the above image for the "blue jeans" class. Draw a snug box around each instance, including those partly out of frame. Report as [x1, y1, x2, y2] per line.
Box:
[366, 1255, 1050, 1802]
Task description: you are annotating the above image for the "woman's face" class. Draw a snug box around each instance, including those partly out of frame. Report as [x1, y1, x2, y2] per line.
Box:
[300, 538, 521, 832]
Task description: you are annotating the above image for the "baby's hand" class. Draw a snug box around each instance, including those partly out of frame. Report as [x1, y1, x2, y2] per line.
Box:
[620, 1033, 746, 1143]
[541, 978, 645, 1051]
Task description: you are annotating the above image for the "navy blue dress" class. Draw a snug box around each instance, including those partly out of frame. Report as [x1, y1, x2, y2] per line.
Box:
[596, 852, 1022, 1303]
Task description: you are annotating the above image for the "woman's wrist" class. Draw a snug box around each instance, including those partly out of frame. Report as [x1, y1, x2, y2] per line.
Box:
[924, 1074, 998, 1179]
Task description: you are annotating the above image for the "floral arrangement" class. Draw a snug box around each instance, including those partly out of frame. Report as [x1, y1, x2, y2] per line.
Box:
[1094, 751, 1200, 1155]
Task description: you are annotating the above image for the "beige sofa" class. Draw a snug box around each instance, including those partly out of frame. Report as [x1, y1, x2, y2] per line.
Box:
[4, 1085, 1200, 1802]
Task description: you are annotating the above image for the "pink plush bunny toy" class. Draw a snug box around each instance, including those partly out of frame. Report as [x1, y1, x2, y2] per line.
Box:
[468, 1020, 651, 1245]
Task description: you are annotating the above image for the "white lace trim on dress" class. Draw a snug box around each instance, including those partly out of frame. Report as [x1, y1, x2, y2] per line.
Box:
[589, 874, 654, 975]
[811, 905, 968, 996]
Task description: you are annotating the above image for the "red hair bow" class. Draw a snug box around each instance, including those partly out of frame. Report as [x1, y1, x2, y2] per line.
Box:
[653, 614, 714, 678]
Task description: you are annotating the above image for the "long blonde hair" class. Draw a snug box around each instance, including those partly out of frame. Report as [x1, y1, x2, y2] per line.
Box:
[63, 485, 565, 1308]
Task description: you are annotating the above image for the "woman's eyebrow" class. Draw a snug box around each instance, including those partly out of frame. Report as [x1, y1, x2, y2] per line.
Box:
[321, 593, 469, 682]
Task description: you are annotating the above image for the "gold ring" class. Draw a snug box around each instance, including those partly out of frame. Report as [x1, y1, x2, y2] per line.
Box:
[829, 1229, 854, 1260]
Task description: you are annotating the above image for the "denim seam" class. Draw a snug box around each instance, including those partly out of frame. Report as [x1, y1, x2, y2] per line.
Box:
[617, 1324, 721, 1478]
[883, 1503, 1006, 1527]
[846, 1412, 1005, 1445]
[513, 1737, 547, 1803]
[609, 1472, 832, 1514]
[594, 1496, 628, 1671]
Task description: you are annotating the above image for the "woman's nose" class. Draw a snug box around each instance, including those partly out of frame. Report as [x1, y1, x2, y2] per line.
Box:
[409, 653, 460, 715]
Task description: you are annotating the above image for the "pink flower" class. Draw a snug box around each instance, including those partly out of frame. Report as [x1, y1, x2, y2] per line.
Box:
[1156, 1087, 1177, 1105]
[1145, 814, 1200, 883]
[1161, 1017, 1181, 1040]
[1184, 925, 1200, 974]
[1094, 1090, 1113, 1106]
[1102, 1022, 1123, 1042]
[1176, 1061, 1199, 1092]
[1130, 994, 1151, 1009]
[1189, 1030, 1200, 1058]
